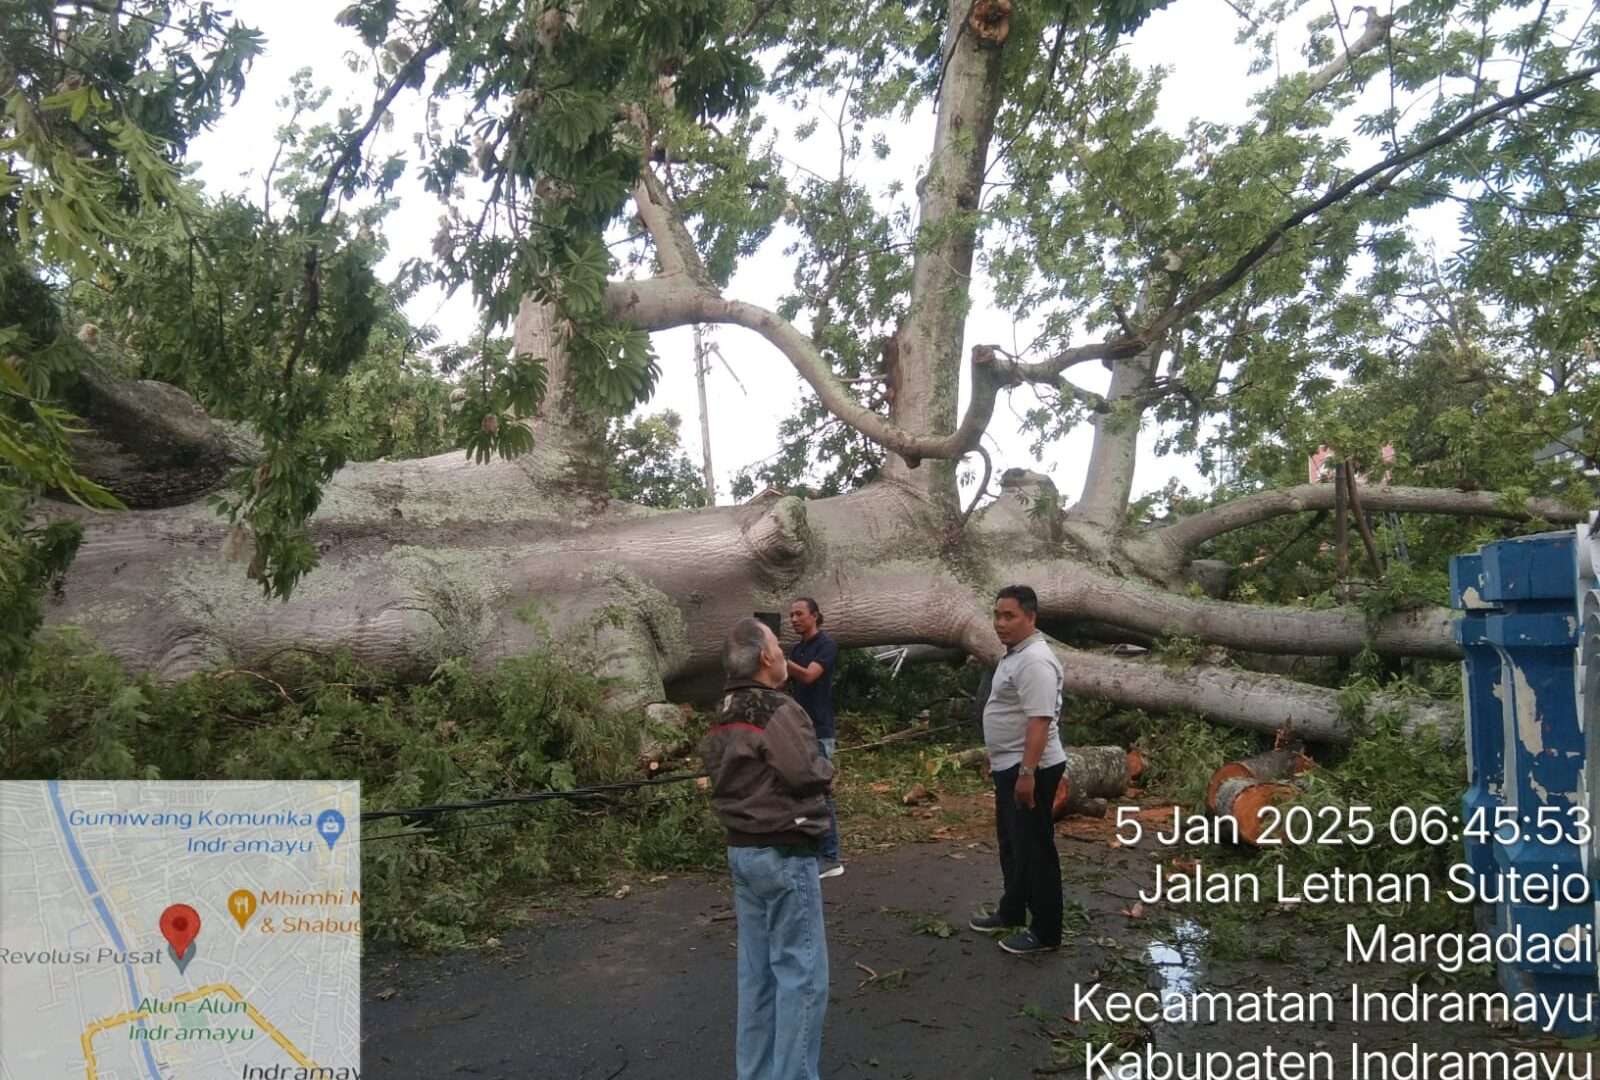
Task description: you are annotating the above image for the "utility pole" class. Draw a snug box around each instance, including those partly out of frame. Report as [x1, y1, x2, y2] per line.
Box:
[693, 324, 716, 506]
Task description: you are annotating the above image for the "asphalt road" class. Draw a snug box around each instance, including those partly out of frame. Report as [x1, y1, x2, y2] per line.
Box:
[361, 814, 1551, 1080]
[361, 837, 1131, 1080]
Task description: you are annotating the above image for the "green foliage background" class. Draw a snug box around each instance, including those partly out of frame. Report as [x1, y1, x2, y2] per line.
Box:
[1, 633, 725, 946]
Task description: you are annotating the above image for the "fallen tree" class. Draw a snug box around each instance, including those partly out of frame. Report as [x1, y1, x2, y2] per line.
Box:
[38, 342, 1530, 745]
[24, 0, 1598, 750]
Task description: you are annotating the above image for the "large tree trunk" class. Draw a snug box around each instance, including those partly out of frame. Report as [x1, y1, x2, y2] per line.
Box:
[41, 396, 1464, 744]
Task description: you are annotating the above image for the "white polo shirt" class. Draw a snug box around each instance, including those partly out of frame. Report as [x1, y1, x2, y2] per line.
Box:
[982, 632, 1067, 772]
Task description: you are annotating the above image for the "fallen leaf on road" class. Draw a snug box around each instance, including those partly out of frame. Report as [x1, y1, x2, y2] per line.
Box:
[375, 988, 397, 1001]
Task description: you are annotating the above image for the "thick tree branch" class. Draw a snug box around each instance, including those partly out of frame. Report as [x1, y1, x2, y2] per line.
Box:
[607, 279, 1007, 463]
[1006, 338, 1148, 382]
[1305, 9, 1394, 98]
[63, 364, 261, 508]
[1020, 558, 1460, 659]
[1069, 307, 1161, 530]
[627, 149, 713, 287]
[885, 0, 1010, 484]
[1146, 482, 1585, 554]
[1056, 644, 1460, 745]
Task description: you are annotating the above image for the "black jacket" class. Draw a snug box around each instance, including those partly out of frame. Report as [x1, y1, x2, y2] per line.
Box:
[698, 680, 834, 848]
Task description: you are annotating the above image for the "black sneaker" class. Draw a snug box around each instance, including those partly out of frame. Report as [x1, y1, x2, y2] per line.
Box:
[998, 929, 1056, 955]
[968, 910, 1010, 932]
[819, 860, 844, 879]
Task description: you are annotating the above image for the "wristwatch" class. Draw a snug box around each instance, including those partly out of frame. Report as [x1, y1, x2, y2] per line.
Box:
[1019, 765, 1035, 777]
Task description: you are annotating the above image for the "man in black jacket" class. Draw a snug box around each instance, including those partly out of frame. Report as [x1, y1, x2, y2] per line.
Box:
[700, 617, 834, 1080]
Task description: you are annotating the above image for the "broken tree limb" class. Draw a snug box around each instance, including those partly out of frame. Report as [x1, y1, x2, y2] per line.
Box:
[1138, 483, 1585, 561]
[1334, 463, 1350, 595]
[1345, 464, 1385, 579]
[1051, 645, 1462, 745]
[837, 722, 966, 754]
[1206, 748, 1315, 811]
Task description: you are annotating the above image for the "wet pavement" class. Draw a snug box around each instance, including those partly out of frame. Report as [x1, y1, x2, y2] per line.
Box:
[362, 817, 1565, 1080]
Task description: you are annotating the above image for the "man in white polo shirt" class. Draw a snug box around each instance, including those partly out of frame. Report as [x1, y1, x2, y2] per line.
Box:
[968, 584, 1068, 955]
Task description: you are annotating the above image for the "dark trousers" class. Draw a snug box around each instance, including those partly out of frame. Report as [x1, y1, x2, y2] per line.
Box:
[993, 761, 1065, 946]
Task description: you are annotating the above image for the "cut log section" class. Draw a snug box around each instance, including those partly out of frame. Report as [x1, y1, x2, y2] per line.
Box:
[1214, 777, 1297, 846]
[1205, 748, 1314, 811]
[947, 748, 988, 769]
[1052, 746, 1137, 821]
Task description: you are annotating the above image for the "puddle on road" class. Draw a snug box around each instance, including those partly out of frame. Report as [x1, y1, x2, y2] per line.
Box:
[1090, 919, 1211, 1080]
[1144, 918, 1208, 996]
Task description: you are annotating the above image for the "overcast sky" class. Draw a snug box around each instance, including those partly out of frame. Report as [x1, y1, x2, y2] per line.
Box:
[185, 1, 1373, 507]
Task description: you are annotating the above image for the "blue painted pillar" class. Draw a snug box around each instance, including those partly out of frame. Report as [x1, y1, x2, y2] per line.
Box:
[1479, 533, 1593, 1034]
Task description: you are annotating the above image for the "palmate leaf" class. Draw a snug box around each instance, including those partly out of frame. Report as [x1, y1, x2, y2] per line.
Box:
[496, 357, 549, 417]
[540, 89, 618, 152]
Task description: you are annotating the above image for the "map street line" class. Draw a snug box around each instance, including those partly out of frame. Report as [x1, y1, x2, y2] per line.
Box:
[79, 982, 323, 1080]
[46, 780, 164, 1080]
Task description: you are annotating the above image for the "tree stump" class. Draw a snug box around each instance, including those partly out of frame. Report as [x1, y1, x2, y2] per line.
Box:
[1213, 776, 1297, 846]
[1205, 748, 1314, 811]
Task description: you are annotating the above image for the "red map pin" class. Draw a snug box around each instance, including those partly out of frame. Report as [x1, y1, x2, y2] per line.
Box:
[160, 904, 200, 973]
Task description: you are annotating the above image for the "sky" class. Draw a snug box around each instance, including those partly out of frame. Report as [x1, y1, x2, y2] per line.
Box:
[183, 0, 1368, 507]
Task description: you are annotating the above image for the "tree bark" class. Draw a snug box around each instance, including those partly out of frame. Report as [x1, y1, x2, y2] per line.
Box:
[517, 294, 610, 498]
[1052, 746, 1135, 820]
[1137, 482, 1584, 563]
[1335, 463, 1351, 596]
[1123, 481, 1584, 586]
[1067, 338, 1160, 536]
[66, 364, 261, 508]
[1052, 646, 1460, 745]
[883, 0, 1010, 497]
[1345, 465, 1385, 578]
[40, 420, 1464, 745]
[1018, 557, 1460, 659]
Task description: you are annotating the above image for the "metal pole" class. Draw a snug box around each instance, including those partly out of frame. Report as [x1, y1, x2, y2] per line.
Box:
[693, 324, 716, 506]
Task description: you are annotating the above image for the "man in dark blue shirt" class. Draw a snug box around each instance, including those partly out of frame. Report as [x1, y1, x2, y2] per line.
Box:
[787, 597, 842, 878]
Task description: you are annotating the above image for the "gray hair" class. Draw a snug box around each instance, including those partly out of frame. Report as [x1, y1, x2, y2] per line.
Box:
[722, 617, 771, 680]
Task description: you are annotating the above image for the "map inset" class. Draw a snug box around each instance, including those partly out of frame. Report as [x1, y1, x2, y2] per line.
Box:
[1, 781, 360, 1080]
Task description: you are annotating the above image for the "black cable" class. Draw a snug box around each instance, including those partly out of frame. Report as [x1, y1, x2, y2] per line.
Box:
[364, 786, 706, 843]
[358, 771, 708, 823]
[357, 716, 980, 840]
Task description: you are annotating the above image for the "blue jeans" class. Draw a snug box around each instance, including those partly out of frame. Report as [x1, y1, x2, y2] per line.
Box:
[817, 737, 840, 862]
[728, 846, 829, 1080]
